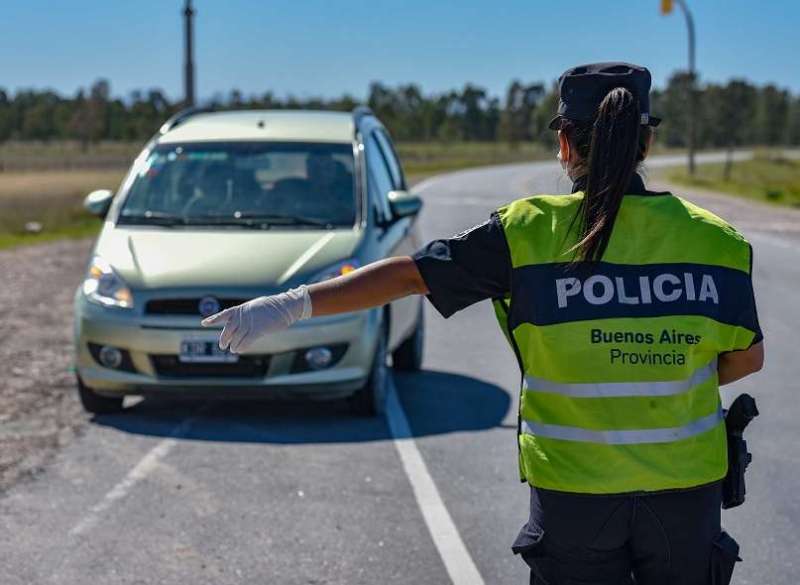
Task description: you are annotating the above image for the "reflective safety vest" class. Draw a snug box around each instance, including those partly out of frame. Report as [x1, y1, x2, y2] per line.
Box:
[493, 192, 759, 494]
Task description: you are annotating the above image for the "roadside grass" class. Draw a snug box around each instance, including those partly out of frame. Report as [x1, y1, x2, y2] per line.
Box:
[0, 217, 104, 250]
[0, 169, 125, 250]
[662, 152, 800, 207]
[0, 140, 141, 172]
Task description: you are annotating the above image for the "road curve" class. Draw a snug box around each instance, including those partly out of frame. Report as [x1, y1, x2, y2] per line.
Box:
[1, 155, 797, 585]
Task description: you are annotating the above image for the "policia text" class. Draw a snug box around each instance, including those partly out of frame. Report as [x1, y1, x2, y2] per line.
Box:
[556, 272, 719, 309]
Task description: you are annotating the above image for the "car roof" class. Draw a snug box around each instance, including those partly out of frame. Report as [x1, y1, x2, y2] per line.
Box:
[158, 110, 356, 144]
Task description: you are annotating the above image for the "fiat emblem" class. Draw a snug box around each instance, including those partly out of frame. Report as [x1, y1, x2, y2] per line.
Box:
[198, 296, 221, 317]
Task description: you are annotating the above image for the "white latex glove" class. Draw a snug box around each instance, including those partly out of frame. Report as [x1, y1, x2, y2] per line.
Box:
[200, 285, 312, 353]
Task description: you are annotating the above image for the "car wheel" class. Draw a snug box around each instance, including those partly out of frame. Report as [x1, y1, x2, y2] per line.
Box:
[350, 321, 389, 417]
[76, 376, 125, 414]
[392, 306, 424, 372]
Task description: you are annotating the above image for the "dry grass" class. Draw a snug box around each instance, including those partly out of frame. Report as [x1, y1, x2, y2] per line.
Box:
[0, 140, 141, 172]
[663, 152, 800, 207]
[0, 169, 125, 200]
[0, 169, 125, 248]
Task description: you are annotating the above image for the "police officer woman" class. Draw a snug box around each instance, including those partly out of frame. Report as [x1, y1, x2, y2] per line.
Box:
[203, 63, 764, 585]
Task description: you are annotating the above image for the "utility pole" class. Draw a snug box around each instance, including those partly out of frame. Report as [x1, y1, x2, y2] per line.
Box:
[661, 0, 696, 175]
[183, 0, 195, 107]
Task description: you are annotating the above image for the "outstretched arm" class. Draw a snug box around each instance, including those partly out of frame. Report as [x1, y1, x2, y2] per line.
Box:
[309, 256, 428, 316]
[201, 257, 428, 353]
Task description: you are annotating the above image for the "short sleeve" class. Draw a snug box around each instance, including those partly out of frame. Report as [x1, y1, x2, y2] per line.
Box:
[412, 213, 511, 318]
[735, 244, 763, 348]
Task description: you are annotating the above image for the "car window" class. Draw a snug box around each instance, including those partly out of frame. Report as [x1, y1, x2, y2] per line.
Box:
[365, 133, 394, 223]
[118, 141, 356, 228]
[373, 129, 406, 190]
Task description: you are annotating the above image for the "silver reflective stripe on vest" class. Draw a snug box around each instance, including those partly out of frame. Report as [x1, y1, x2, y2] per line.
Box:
[523, 359, 717, 398]
[521, 408, 723, 445]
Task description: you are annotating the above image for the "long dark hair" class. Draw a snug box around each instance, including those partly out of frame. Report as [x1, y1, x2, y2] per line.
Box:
[562, 87, 652, 262]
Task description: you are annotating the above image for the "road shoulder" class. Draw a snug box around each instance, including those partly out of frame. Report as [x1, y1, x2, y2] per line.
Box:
[0, 238, 93, 493]
[650, 179, 800, 242]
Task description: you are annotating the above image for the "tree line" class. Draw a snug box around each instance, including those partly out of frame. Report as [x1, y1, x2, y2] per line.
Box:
[1, 72, 799, 149]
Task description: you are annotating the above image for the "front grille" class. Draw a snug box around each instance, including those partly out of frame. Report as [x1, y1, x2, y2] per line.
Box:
[150, 354, 270, 378]
[145, 298, 248, 316]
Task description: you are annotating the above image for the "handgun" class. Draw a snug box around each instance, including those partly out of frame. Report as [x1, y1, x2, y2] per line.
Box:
[721, 393, 759, 509]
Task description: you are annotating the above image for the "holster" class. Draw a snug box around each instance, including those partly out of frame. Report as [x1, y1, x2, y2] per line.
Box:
[711, 531, 741, 585]
[721, 393, 758, 509]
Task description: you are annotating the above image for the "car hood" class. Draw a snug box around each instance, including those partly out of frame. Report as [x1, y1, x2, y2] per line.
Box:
[94, 226, 362, 290]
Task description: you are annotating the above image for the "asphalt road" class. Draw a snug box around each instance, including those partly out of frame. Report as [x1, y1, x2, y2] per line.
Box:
[1, 155, 797, 584]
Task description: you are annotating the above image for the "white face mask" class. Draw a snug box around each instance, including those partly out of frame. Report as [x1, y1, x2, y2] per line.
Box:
[558, 150, 583, 181]
[556, 150, 568, 172]
[557, 132, 581, 179]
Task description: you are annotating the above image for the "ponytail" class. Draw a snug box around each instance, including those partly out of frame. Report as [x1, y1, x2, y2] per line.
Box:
[566, 87, 646, 263]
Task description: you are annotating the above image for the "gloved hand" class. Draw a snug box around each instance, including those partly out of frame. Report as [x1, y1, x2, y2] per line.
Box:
[200, 285, 312, 353]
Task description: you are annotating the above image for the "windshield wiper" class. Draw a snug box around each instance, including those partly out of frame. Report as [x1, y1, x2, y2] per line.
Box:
[117, 211, 187, 226]
[119, 212, 336, 229]
[228, 212, 333, 228]
[186, 212, 333, 229]
[181, 217, 272, 229]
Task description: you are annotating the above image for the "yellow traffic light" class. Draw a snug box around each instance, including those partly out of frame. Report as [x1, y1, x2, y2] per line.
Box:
[661, 0, 673, 14]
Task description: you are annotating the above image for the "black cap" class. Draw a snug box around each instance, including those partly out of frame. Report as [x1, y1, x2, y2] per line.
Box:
[548, 62, 662, 130]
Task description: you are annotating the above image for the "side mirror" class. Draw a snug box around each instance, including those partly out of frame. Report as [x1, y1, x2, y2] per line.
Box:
[387, 190, 423, 219]
[83, 189, 114, 218]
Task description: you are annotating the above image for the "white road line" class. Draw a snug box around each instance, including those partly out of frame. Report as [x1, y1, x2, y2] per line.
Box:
[68, 413, 200, 537]
[385, 378, 485, 585]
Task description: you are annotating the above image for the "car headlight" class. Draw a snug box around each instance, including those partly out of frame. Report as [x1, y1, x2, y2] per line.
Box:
[308, 259, 361, 284]
[82, 256, 134, 309]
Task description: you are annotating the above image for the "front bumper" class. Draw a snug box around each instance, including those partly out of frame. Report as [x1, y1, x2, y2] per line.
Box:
[73, 291, 381, 399]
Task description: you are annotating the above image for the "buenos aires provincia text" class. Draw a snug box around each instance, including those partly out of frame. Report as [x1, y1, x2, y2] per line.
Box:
[591, 328, 703, 366]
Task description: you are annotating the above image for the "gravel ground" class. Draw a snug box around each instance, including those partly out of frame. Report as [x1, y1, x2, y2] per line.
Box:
[0, 238, 93, 492]
[0, 178, 796, 495]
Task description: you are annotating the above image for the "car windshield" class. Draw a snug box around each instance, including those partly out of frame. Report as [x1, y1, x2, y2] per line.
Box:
[118, 141, 356, 228]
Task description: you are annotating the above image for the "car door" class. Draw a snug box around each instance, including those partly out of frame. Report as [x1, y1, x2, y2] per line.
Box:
[371, 128, 420, 347]
[363, 129, 420, 349]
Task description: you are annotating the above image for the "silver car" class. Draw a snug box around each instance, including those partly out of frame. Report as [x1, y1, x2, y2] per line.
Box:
[74, 108, 424, 416]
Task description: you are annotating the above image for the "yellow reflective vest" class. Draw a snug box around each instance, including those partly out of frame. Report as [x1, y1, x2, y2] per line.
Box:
[493, 191, 760, 494]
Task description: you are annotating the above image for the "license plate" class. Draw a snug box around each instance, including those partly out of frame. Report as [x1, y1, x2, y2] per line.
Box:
[179, 339, 239, 363]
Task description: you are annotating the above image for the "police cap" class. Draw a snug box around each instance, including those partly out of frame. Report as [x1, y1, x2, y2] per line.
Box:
[548, 62, 662, 130]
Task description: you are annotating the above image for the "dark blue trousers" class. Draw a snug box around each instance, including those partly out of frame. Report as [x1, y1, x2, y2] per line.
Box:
[512, 481, 739, 585]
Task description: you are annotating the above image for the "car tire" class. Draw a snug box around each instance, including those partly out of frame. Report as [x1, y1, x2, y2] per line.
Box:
[350, 321, 389, 417]
[392, 306, 424, 372]
[76, 376, 125, 414]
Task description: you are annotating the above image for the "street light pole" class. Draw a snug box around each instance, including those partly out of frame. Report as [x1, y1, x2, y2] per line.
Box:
[663, 0, 697, 175]
[675, 0, 696, 175]
[676, 0, 697, 175]
[183, 0, 195, 108]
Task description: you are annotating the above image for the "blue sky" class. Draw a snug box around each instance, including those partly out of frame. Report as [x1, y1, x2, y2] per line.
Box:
[1, 0, 797, 101]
